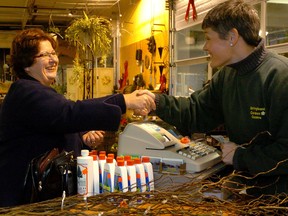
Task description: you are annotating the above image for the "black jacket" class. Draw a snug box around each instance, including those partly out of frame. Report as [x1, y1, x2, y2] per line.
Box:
[0, 76, 125, 207]
[156, 39, 288, 196]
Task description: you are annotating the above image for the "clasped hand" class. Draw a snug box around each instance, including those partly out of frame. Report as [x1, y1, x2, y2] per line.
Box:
[124, 90, 156, 116]
[82, 130, 105, 149]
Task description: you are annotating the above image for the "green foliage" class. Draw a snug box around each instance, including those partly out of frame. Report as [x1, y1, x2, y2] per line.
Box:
[47, 26, 60, 34]
[65, 12, 112, 58]
[69, 59, 84, 88]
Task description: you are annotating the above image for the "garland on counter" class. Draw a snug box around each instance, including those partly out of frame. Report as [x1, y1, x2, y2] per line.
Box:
[1, 168, 288, 215]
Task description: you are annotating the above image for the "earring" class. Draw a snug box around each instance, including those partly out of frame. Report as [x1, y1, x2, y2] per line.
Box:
[230, 43, 233, 47]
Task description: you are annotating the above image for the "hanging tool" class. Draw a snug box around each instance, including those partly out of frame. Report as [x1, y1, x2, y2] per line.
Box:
[185, 0, 197, 21]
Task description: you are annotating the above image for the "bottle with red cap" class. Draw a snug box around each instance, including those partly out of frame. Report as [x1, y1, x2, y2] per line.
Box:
[92, 155, 100, 195]
[114, 160, 128, 192]
[134, 157, 146, 192]
[141, 156, 154, 191]
[98, 153, 106, 193]
[103, 157, 115, 193]
[126, 159, 137, 192]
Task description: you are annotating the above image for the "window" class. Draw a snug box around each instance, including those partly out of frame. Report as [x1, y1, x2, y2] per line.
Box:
[266, 0, 288, 46]
[171, 0, 288, 96]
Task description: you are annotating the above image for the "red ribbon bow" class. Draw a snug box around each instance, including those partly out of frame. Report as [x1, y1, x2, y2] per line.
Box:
[185, 0, 197, 22]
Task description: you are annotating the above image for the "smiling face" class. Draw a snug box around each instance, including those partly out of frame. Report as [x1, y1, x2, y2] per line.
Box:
[25, 40, 59, 86]
[203, 28, 233, 68]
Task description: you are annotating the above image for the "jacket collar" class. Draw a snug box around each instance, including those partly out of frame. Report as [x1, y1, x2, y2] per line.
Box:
[227, 39, 267, 75]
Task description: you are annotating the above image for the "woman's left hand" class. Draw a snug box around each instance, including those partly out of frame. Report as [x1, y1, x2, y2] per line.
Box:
[82, 130, 105, 149]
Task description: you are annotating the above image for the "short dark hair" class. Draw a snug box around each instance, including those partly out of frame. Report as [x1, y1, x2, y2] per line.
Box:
[202, 0, 261, 46]
[11, 28, 58, 78]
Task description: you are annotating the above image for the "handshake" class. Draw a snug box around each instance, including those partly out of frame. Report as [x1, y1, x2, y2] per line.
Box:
[123, 89, 156, 116]
[83, 90, 156, 149]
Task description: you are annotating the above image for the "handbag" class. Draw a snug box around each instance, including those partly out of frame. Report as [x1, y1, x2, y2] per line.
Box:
[24, 148, 77, 203]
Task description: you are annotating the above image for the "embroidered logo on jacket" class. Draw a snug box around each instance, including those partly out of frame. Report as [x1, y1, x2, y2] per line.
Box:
[250, 106, 265, 120]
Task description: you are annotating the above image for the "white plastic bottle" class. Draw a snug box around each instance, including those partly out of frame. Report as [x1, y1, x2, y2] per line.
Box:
[141, 156, 154, 191]
[98, 154, 106, 193]
[114, 160, 128, 192]
[92, 155, 100, 195]
[77, 149, 93, 197]
[103, 157, 115, 193]
[126, 159, 137, 192]
[134, 158, 146, 192]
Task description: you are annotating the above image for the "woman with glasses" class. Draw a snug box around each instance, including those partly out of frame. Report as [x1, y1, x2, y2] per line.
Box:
[0, 28, 155, 207]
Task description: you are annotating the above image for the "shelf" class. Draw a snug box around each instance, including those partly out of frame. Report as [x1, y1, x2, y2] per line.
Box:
[175, 56, 210, 66]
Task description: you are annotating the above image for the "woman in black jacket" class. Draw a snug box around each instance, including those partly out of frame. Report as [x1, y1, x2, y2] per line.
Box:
[0, 28, 155, 207]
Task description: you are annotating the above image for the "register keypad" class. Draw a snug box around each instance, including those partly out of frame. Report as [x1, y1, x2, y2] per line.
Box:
[178, 141, 217, 160]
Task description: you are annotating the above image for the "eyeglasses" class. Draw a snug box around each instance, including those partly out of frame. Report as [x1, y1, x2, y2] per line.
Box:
[34, 51, 58, 59]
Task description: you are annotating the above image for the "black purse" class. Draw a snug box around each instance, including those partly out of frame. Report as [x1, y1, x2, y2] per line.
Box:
[24, 148, 77, 203]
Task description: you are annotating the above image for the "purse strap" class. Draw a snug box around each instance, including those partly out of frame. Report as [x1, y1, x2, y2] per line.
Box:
[38, 148, 59, 174]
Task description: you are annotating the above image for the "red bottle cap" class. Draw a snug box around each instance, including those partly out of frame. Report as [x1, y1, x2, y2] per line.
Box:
[117, 156, 124, 161]
[127, 160, 134, 166]
[117, 160, 124, 166]
[99, 151, 106, 155]
[106, 157, 114, 163]
[90, 150, 98, 155]
[124, 155, 131, 161]
[99, 154, 106, 160]
[141, 156, 150, 163]
[107, 153, 115, 159]
[134, 158, 141, 164]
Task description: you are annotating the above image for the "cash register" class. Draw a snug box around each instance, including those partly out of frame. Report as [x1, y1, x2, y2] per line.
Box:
[117, 121, 222, 173]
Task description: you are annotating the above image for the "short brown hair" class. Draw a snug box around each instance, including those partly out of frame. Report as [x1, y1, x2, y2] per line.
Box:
[11, 28, 58, 78]
[202, 0, 260, 46]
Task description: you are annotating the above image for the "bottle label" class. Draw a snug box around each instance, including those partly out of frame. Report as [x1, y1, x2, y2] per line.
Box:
[103, 172, 112, 193]
[127, 175, 131, 191]
[136, 173, 142, 192]
[99, 168, 103, 193]
[145, 171, 150, 192]
[77, 164, 88, 195]
[114, 175, 123, 192]
[127, 168, 137, 192]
